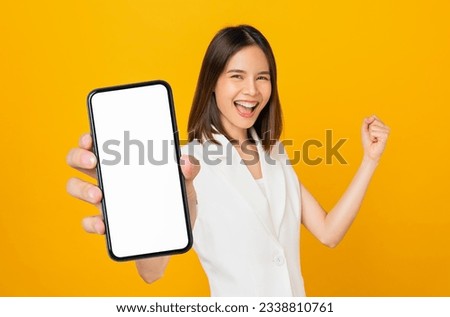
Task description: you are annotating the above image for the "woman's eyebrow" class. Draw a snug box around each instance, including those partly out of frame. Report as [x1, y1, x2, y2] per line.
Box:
[226, 69, 270, 75]
[226, 69, 246, 74]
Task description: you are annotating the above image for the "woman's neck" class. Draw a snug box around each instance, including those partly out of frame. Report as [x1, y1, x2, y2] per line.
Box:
[222, 124, 251, 145]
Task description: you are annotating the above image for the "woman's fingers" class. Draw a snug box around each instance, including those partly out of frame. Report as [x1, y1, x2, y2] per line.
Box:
[369, 125, 390, 135]
[67, 133, 105, 235]
[66, 148, 97, 169]
[82, 215, 105, 234]
[367, 117, 390, 143]
[365, 114, 384, 126]
[79, 133, 93, 150]
[363, 116, 390, 136]
[361, 114, 391, 161]
[368, 130, 390, 143]
[66, 147, 98, 179]
[66, 133, 97, 178]
[66, 177, 103, 205]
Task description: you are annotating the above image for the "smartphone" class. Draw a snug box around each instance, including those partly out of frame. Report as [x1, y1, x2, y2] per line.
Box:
[87, 80, 192, 261]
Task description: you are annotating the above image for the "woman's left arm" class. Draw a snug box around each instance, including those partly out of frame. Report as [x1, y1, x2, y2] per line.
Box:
[301, 115, 390, 248]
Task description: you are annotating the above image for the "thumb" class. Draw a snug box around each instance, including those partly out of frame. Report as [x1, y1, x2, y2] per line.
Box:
[361, 116, 373, 148]
[361, 115, 375, 135]
[180, 155, 200, 182]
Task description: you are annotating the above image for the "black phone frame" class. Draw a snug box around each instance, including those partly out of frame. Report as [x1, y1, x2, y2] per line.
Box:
[87, 80, 193, 261]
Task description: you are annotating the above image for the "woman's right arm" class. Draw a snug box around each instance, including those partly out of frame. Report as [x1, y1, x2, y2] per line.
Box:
[66, 133, 199, 283]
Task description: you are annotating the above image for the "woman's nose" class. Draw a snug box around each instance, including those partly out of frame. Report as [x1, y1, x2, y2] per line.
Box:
[242, 78, 257, 96]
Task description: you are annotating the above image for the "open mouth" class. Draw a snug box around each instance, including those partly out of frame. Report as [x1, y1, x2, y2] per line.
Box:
[234, 101, 259, 116]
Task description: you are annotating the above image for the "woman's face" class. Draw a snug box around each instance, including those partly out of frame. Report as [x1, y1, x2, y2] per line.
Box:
[214, 45, 272, 140]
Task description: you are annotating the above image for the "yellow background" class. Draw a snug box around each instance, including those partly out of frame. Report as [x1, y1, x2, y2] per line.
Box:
[1, 0, 449, 296]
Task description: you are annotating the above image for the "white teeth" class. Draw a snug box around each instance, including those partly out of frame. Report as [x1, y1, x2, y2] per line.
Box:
[234, 101, 258, 109]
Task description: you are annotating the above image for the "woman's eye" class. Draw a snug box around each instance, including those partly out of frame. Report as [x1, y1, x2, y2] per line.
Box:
[257, 76, 270, 81]
[231, 74, 243, 79]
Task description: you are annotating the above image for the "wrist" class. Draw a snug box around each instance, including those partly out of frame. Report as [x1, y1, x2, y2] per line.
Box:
[185, 182, 197, 204]
[361, 154, 380, 169]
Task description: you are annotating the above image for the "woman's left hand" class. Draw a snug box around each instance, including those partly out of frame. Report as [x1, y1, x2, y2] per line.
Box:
[361, 115, 390, 163]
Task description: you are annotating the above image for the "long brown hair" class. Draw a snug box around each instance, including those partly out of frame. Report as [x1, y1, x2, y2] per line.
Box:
[187, 25, 282, 152]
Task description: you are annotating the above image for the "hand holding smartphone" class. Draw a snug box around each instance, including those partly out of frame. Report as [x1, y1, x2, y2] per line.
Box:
[87, 80, 192, 261]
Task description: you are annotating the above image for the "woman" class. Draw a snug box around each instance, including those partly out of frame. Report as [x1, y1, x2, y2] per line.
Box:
[66, 25, 390, 296]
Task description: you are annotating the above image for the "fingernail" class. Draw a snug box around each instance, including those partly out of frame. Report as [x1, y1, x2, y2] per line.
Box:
[81, 134, 89, 146]
[94, 222, 102, 234]
[82, 154, 96, 167]
[87, 187, 97, 200]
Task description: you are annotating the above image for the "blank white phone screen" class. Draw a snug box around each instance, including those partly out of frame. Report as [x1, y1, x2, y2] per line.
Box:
[90, 83, 190, 260]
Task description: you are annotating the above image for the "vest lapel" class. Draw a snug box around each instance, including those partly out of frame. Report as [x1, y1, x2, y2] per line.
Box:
[204, 133, 277, 238]
[250, 129, 287, 238]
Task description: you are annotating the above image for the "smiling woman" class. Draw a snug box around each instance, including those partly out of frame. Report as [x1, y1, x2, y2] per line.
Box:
[187, 25, 283, 153]
[66, 24, 390, 297]
[214, 45, 272, 139]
